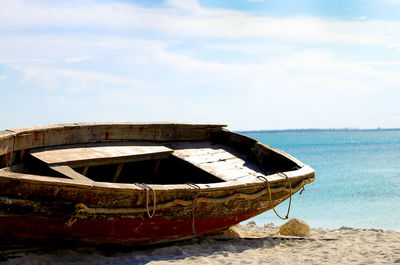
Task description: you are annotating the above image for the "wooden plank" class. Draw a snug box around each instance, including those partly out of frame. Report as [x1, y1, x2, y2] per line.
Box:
[152, 160, 161, 175]
[200, 160, 264, 181]
[178, 152, 236, 165]
[0, 131, 15, 157]
[170, 142, 239, 157]
[49, 165, 94, 183]
[29, 144, 173, 167]
[253, 142, 301, 171]
[2, 123, 227, 154]
[171, 148, 225, 158]
[82, 166, 89, 176]
[208, 167, 249, 181]
[173, 142, 266, 182]
[112, 163, 124, 183]
[210, 130, 257, 155]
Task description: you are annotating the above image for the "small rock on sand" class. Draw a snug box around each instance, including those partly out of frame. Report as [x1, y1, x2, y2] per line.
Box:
[280, 218, 310, 237]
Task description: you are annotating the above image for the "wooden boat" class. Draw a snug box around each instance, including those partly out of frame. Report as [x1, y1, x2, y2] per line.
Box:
[0, 123, 314, 246]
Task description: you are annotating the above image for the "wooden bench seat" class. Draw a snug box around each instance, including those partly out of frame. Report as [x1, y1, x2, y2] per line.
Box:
[28, 143, 173, 168]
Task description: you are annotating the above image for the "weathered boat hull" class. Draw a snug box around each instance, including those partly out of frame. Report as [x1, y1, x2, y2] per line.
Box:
[0, 123, 315, 246]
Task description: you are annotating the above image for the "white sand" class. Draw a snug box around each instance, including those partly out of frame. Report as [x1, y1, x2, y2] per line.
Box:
[3, 222, 400, 264]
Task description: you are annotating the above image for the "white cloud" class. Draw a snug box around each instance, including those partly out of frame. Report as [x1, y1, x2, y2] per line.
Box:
[354, 16, 367, 20]
[46, 96, 67, 104]
[19, 67, 154, 92]
[385, 0, 400, 4]
[0, 35, 168, 63]
[166, 0, 201, 11]
[0, 59, 53, 63]
[1, 0, 400, 129]
[65, 56, 94, 63]
[0, 0, 400, 47]
[204, 42, 290, 54]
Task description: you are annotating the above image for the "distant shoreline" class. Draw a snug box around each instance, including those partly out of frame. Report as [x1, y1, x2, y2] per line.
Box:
[237, 128, 400, 134]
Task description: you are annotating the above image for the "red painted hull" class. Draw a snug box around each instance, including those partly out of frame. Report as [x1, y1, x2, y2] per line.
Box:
[0, 208, 265, 246]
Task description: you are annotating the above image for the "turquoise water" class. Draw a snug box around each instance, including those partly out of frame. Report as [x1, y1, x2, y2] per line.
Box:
[241, 129, 400, 231]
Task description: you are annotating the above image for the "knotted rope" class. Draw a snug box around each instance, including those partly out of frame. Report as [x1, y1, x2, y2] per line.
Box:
[258, 172, 292, 220]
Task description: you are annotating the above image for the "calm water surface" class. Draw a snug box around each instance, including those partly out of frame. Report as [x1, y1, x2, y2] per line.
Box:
[241, 130, 400, 231]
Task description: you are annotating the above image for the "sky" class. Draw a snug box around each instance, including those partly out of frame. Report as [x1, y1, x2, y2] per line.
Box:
[1, 0, 400, 131]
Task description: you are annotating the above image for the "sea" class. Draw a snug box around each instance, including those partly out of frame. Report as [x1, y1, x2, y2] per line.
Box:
[241, 129, 400, 231]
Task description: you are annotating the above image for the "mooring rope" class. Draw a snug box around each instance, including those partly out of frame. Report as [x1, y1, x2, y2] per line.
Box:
[299, 186, 305, 195]
[257, 172, 293, 220]
[60, 176, 310, 227]
[187, 183, 201, 235]
[144, 183, 157, 218]
[135, 183, 157, 218]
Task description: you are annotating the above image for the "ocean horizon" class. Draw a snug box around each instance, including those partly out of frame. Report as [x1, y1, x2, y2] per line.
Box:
[238, 127, 400, 133]
[241, 129, 400, 231]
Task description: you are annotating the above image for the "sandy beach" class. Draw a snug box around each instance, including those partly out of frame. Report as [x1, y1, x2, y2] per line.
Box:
[3, 222, 400, 264]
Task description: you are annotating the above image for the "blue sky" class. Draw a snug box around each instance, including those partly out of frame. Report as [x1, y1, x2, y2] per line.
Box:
[1, 0, 400, 130]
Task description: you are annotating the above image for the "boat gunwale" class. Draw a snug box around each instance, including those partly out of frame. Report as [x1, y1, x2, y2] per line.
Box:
[1, 122, 226, 134]
[0, 122, 226, 152]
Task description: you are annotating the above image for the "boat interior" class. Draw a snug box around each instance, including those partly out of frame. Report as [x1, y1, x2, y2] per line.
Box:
[0, 140, 299, 185]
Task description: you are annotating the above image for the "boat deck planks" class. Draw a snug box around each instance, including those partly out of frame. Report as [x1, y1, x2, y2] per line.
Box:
[171, 141, 265, 182]
[28, 144, 173, 167]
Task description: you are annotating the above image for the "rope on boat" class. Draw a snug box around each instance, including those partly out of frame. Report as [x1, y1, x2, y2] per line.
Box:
[66, 203, 87, 227]
[257, 172, 293, 220]
[60, 177, 309, 226]
[187, 183, 201, 235]
[135, 183, 157, 218]
[146, 184, 157, 218]
[299, 186, 305, 195]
